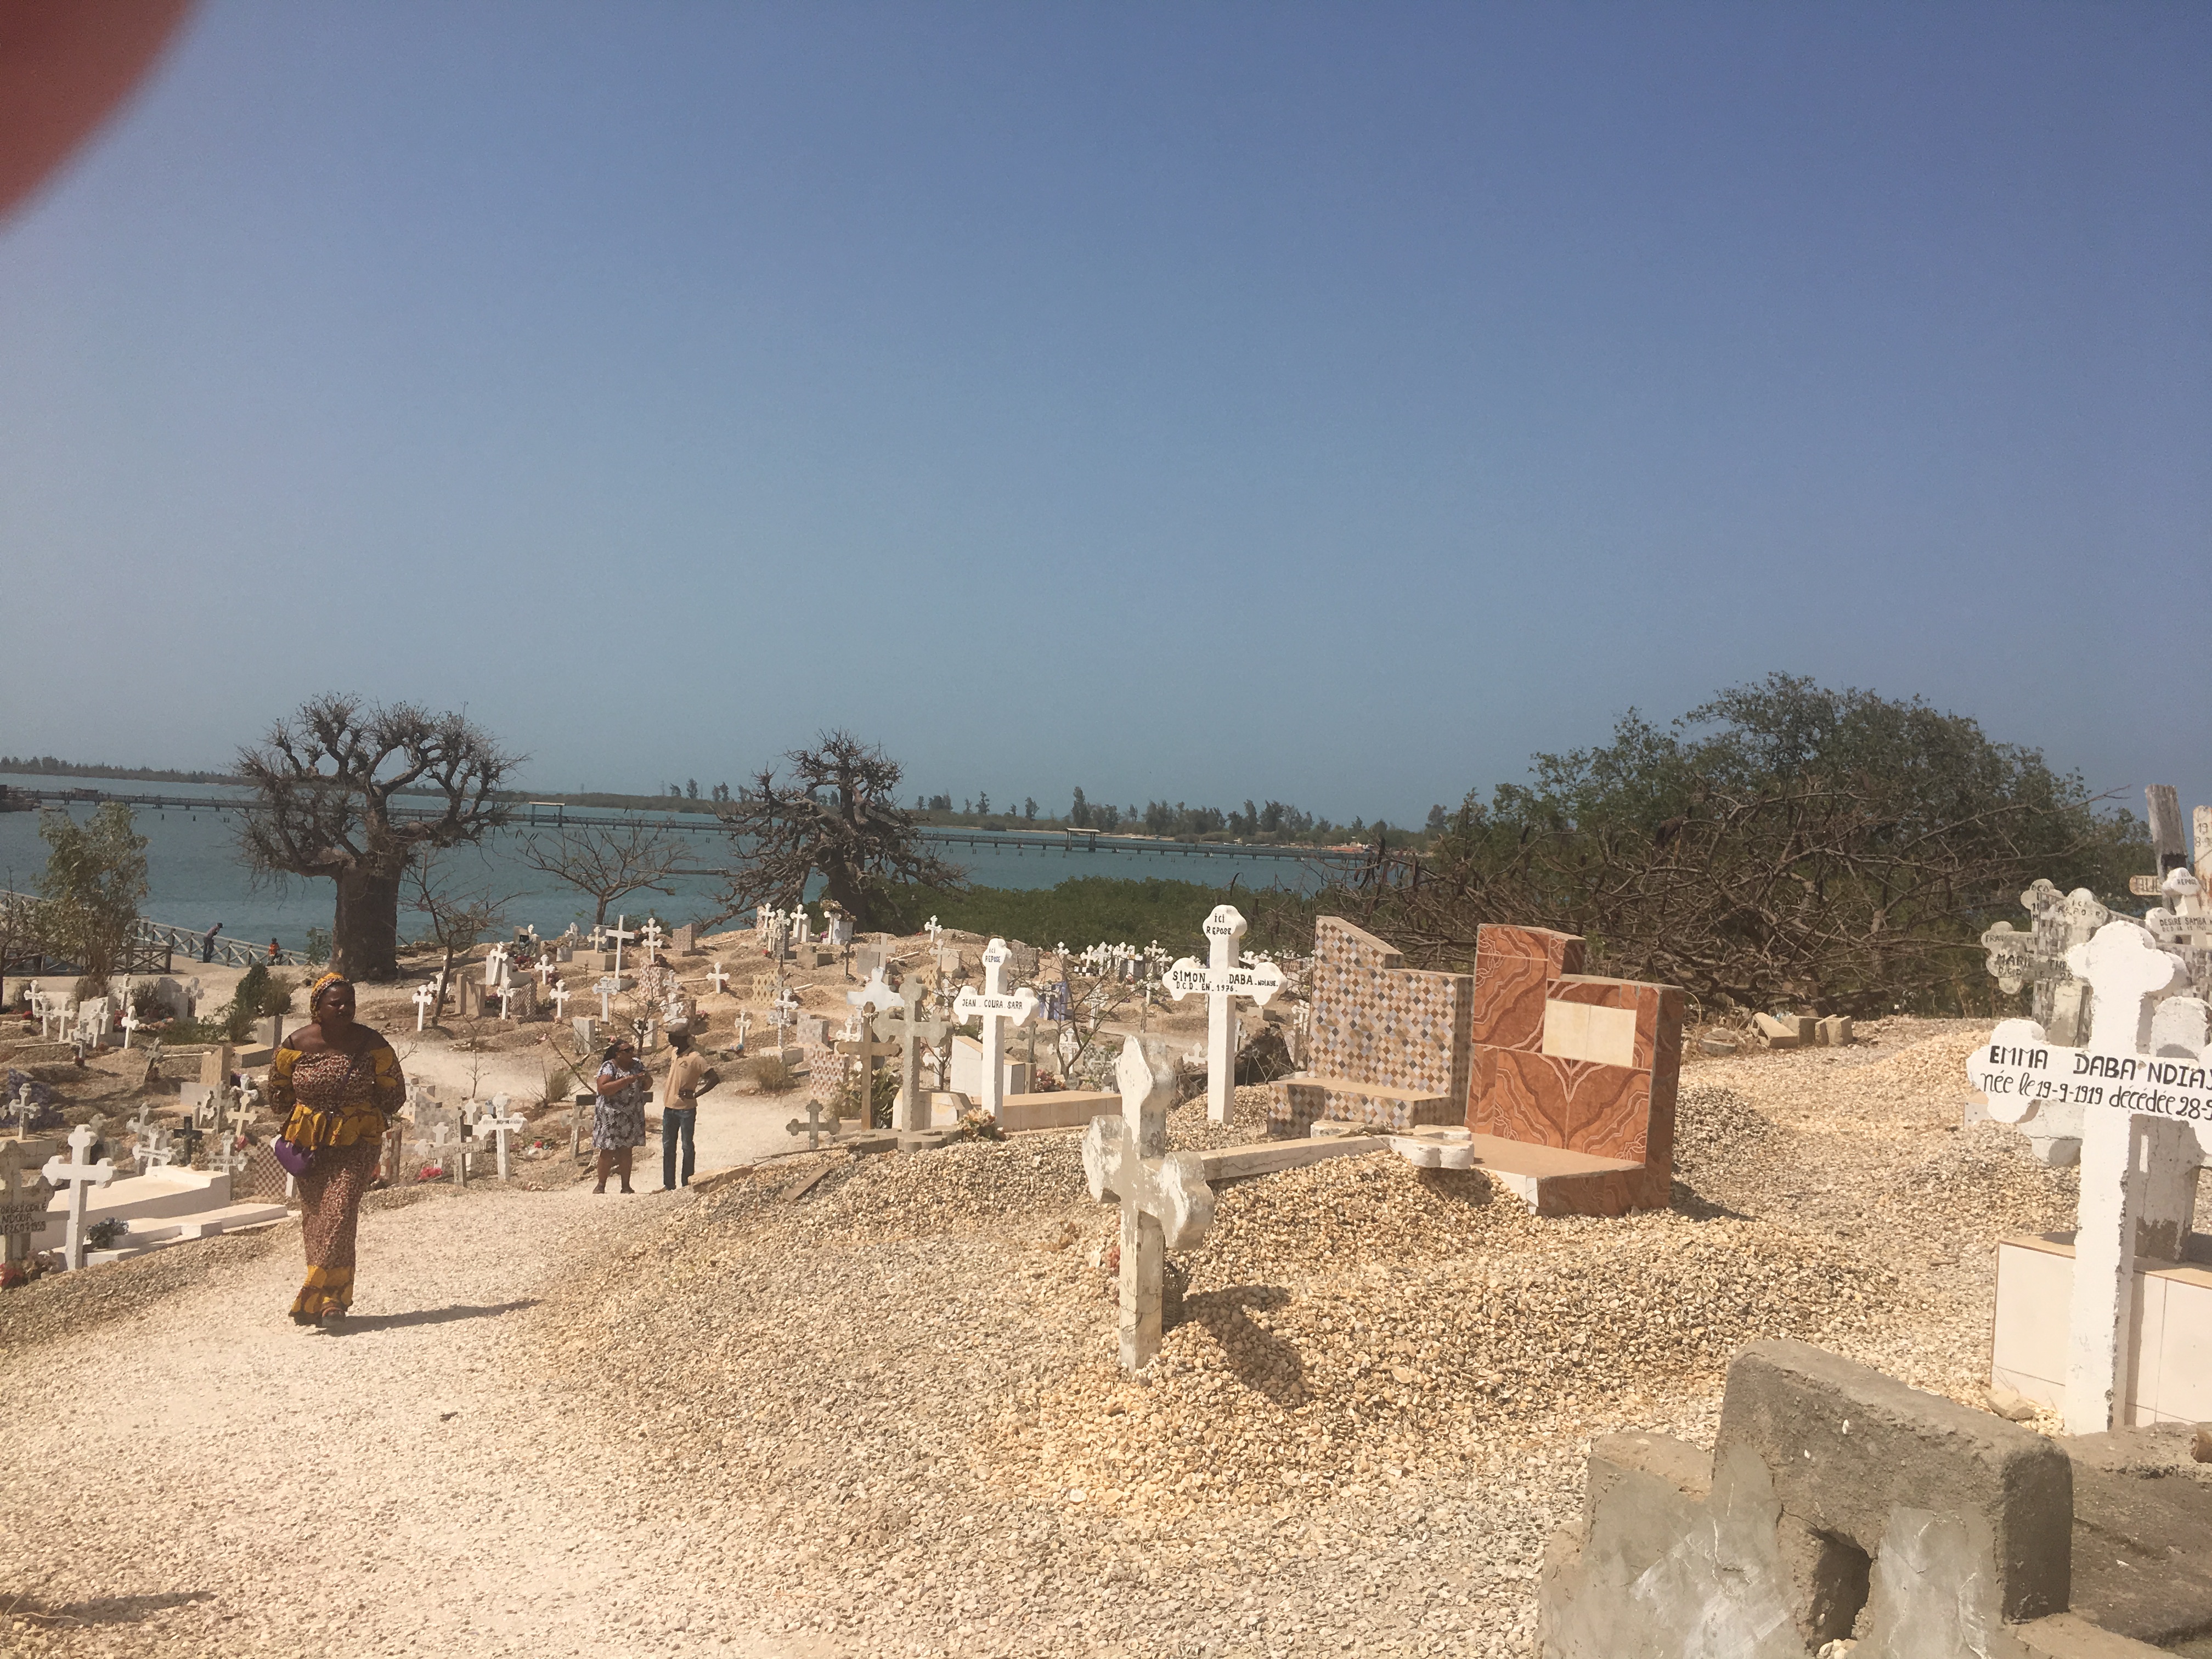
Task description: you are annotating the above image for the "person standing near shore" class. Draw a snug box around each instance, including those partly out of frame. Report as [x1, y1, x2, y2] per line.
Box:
[267, 973, 403, 1327]
[201, 921, 222, 963]
[591, 1037, 648, 1194]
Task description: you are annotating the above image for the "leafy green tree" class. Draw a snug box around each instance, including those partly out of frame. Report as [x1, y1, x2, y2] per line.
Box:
[1352, 674, 2144, 1014]
[37, 802, 149, 994]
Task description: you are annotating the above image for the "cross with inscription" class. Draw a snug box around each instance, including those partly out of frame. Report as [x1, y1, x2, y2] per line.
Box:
[952, 938, 1039, 1123]
[0, 1139, 52, 1265]
[1967, 917, 2212, 1432]
[479, 1095, 530, 1178]
[1979, 878, 2111, 1043]
[1164, 905, 1286, 1124]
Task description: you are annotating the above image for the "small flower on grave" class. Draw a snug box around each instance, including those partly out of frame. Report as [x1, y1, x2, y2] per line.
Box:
[419, 1164, 444, 1182]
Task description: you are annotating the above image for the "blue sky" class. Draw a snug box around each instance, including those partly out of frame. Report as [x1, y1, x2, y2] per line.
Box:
[4, 2, 2207, 826]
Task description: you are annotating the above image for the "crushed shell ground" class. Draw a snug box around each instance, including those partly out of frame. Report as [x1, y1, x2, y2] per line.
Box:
[3, 1017, 2176, 1659]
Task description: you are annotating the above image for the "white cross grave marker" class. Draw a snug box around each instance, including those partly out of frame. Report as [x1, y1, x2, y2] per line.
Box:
[119, 1009, 141, 1048]
[480, 1094, 529, 1178]
[1966, 917, 2212, 1432]
[1081, 1036, 1216, 1372]
[606, 915, 636, 984]
[496, 983, 516, 1022]
[707, 962, 729, 996]
[550, 983, 572, 1023]
[952, 938, 1039, 1122]
[595, 975, 622, 1021]
[639, 919, 666, 959]
[41, 1125, 116, 1272]
[1164, 905, 1286, 1124]
[770, 986, 802, 1054]
[483, 944, 509, 989]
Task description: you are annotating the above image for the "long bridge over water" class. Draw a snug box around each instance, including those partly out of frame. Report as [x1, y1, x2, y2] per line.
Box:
[6, 787, 1367, 869]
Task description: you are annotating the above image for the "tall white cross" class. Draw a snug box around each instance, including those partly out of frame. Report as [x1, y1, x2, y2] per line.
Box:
[41, 1125, 116, 1272]
[1164, 905, 1286, 1124]
[952, 938, 1039, 1122]
[496, 983, 516, 1022]
[482, 944, 509, 989]
[413, 983, 437, 1031]
[639, 919, 666, 958]
[770, 986, 805, 1053]
[119, 1010, 142, 1049]
[595, 975, 621, 1021]
[606, 915, 636, 981]
[479, 1094, 529, 1178]
[549, 983, 572, 1023]
[735, 1009, 752, 1049]
[1967, 917, 2212, 1432]
[1081, 1036, 1216, 1372]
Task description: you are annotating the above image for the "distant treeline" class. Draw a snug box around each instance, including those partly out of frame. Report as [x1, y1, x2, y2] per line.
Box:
[0, 755, 239, 785]
[909, 787, 1441, 847]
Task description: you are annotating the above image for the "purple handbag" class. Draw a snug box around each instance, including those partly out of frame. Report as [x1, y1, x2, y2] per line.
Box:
[270, 1136, 314, 1178]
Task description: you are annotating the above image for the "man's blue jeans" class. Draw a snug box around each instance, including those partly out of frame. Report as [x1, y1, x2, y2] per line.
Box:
[661, 1105, 697, 1188]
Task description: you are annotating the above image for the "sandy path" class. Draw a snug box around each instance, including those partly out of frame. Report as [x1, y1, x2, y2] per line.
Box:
[0, 1186, 828, 1659]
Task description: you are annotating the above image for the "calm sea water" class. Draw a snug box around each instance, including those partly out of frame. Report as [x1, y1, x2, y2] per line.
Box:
[0, 774, 1329, 950]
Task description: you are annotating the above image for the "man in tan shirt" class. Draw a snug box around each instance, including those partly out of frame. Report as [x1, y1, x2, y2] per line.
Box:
[659, 1029, 714, 1190]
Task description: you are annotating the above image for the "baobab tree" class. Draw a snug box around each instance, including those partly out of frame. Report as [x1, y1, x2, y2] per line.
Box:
[236, 695, 519, 980]
[708, 731, 962, 929]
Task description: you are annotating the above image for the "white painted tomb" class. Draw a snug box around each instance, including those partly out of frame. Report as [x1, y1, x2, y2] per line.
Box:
[1968, 916, 2212, 1431]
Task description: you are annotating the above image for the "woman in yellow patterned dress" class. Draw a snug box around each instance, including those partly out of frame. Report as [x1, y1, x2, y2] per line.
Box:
[267, 972, 404, 1326]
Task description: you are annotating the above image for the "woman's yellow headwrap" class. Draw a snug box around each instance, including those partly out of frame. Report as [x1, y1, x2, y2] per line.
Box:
[308, 970, 352, 1009]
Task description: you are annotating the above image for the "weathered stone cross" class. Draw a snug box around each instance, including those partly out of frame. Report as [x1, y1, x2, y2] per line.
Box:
[41, 1124, 115, 1272]
[1979, 878, 2112, 1043]
[1164, 905, 1286, 1124]
[0, 1139, 52, 1265]
[952, 938, 1038, 1123]
[786, 1097, 831, 1150]
[834, 972, 901, 1130]
[413, 982, 438, 1032]
[1967, 917, 2211, 1432]
[1081, 1036, 1216, 1372]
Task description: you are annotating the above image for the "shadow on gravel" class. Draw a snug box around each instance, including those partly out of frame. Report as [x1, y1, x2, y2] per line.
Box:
[1174, 1284, 1307, 1406]
[1669, 1180, 1754, 1222]
[4, 1589, 215, 1627]
[326, 1298, 540, 1335]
